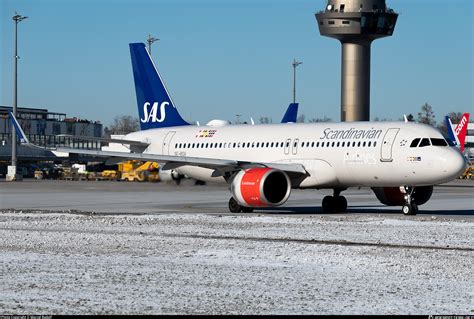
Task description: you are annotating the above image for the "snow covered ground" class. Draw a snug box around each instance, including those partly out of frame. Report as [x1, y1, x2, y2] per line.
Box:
[0, 210, 472, 315]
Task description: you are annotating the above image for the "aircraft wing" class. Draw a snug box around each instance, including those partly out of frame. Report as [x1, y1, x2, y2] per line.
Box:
[10, 112, 307, 175]
[50, 146, 307, 174]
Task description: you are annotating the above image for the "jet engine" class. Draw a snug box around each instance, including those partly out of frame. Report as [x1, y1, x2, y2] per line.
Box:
[159, 168, 184, 184]
[230, 168, 291, 207]
[372, 186, 433, 206]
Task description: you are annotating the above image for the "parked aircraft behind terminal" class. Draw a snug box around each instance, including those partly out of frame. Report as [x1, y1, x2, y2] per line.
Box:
[11, 43, 467, 215]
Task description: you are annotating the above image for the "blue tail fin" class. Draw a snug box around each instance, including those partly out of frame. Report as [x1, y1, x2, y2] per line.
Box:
[444, 116, 458, 146]
[129, 43, 190, 130]
[281, 103, 298, 123]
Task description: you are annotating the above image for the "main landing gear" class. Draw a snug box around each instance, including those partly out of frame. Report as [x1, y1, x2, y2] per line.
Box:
[228, 197, 254, 213]
[322, 189, 347, 213]
[401, 186, 418, 216]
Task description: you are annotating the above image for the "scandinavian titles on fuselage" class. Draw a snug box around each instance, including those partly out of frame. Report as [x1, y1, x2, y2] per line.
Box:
[320, 127, 383, 140]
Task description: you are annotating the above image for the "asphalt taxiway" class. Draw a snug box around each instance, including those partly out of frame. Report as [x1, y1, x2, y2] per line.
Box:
[0, 179, 472, 217]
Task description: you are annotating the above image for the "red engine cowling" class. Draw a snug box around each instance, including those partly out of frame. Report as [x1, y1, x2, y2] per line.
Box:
[231, 168, 291, 207]
[372, 186, 433, 206]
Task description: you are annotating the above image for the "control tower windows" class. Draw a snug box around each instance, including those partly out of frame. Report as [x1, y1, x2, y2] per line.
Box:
[340, 4, 345, 13]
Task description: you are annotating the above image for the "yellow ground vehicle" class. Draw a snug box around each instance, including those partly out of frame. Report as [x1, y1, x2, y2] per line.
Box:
[118, 160, 160, 182]
[460, 164, 474, 180]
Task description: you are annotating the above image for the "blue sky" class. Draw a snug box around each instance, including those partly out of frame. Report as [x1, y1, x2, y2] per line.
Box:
[1, 0, 472, 126]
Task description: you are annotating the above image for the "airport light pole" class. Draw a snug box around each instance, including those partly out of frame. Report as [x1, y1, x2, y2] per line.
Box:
[147, 34, 159, 56]
[292, 59, 302, 103]
[9, 13, 28, 182]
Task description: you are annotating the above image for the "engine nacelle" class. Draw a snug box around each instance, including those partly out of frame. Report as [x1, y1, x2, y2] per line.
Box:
[231, 168, 291, 207]
[372, 186, 433, 206]
[159, 168, 183, 183]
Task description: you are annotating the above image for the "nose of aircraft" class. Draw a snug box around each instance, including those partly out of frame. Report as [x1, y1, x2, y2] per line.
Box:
[443, 148, 468, 181]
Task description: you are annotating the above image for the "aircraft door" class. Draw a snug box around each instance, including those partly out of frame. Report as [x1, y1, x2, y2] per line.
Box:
[380, 128, 399, 162]
[162, 131, 176, 155]
[292, 138, 299, 155]
[284, 138, 291, 155]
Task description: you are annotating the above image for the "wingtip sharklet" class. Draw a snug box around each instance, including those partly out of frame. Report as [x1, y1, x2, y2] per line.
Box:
[9, 112, 30, 145]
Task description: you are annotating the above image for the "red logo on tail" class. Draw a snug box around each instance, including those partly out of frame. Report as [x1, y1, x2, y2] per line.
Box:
[455, 113, 470, 152]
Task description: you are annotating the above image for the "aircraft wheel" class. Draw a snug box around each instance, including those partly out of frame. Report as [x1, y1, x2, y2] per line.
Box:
[241, 206, 254, 213]
[335, 196, 347, 213]
[228, 197, 242, 213]
[322, 196, 335, 213]
[402, 203, 418, 216]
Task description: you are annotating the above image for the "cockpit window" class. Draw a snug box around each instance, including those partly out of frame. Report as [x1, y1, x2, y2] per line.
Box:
[430, 138, 448, 146]
[419, 138, 431, 147]
[410, 138, 421, 147]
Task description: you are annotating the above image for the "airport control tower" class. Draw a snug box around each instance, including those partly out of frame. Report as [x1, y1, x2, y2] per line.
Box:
[316, 0, 398, 121]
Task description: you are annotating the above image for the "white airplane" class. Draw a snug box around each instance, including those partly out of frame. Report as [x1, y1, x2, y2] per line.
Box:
[10, 43, 467, 215]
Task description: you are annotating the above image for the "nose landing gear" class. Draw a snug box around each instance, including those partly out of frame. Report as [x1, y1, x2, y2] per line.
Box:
[401, 186, 418, 215]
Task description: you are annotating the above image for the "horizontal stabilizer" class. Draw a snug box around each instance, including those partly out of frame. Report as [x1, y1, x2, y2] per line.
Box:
[56, 134, 149, 147]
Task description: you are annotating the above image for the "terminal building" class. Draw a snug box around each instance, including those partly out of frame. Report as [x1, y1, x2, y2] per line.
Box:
[0, 106, 102, 164]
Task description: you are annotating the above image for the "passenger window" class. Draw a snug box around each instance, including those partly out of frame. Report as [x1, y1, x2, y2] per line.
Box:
[419, 138, 431, 147]
[373, 141, 377, 147]
[410, 138, 421, 148]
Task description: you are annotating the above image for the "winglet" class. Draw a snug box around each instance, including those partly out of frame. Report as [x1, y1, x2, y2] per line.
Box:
[403, 114, 408, 123]
[281, 103, 299, 123]
[9, 112, 30, 145]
